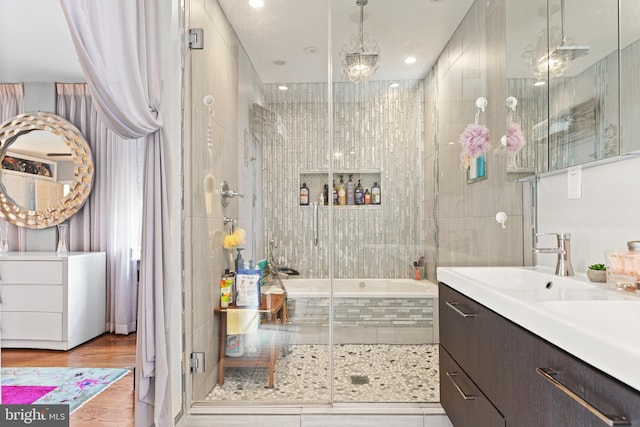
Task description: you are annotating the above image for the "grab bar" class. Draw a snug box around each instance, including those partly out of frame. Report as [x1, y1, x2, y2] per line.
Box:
[536, 368, 630, 426]
[313, 202, 318, 246]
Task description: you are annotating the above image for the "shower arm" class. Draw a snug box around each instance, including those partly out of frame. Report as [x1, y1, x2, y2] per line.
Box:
[560, 0, 567, 46]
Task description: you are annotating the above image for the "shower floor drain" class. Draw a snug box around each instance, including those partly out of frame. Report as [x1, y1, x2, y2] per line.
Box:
[350, 375, 369, 385]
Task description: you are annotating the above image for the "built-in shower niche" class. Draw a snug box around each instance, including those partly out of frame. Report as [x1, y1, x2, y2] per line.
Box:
[299, 169, 381, 207]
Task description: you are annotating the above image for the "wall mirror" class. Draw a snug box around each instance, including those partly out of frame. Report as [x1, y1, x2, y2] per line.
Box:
[506, 0, 620, 179]
[620, 0, 640, 154]
[0, 112, 94, 229]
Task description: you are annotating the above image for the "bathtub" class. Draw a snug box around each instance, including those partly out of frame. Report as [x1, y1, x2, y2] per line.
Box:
[280, 278, 439, 345]
[282, 277, 438, 299]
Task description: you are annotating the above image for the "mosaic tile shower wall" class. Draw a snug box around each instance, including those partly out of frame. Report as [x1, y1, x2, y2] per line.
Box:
[258, 81, 426, 278]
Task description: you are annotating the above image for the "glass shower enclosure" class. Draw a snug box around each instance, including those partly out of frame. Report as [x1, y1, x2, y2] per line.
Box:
[186, 0, 437, 407]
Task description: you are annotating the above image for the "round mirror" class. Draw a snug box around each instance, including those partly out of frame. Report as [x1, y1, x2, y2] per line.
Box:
[0, 112, 94, 229]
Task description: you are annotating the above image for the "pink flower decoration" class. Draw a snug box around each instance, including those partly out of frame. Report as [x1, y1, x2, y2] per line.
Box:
[505, 123, 525, 155]
[459, 123, 491, 159]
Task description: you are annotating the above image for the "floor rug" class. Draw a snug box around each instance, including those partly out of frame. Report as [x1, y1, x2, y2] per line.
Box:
[1, 367, 129, 413]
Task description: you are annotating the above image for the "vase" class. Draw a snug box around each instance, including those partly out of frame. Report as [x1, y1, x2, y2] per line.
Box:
[57, 224, 68, 256]
[586, 269, 606, 283]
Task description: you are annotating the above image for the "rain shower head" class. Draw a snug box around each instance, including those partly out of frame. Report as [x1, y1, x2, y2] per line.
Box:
[554, 44, 590, 61]
[555, 0, 590, 62]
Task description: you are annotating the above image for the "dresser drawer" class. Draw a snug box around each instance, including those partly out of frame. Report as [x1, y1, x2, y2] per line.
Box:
[1, 312, 63, 341]
[0, 261, 63, 284]
[1, 284, 63, 311]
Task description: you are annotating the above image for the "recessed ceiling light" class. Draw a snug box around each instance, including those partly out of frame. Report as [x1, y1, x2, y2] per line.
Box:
[304, 46, 319, 55]
[278, 85, 288, 91]
[404, 56, 417, 64]
[534, 80, 546, 86]
[273, 60, 286, 66]
[389, 82, 400, 88]
[249, 0, 264, 8]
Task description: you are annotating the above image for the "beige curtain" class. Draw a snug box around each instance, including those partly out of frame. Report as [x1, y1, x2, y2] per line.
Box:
[0, 84, 24, 250]
[0, 84, 23, 121]
[57, 83, 142, 335]
[60, 1, 172, 425]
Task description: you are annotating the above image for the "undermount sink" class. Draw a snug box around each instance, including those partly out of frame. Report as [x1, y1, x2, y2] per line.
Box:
[542, 299, 640, 322]
[449, 267, 596, 291]
[540, 300, 640, 341]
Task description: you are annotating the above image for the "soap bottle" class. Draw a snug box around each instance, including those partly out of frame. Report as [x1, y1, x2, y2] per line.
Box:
[371, 182, 381, 204]
[355, 179, 364, 205]
[235, 248, 245, 273]
[332, 180, 338, 205]
[323, 184, 329, 206]
[346, 174, 355, 205]
[364, 189, 371, 204]
[300, 182, 309, 206]
[220, 277, 231, 308]
[338, 175, 346, 205]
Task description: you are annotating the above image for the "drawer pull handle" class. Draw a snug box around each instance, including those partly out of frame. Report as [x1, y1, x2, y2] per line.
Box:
[445, 301, 476, 318]
[536, 368, 630, 426]
[446, 371, 476, 401]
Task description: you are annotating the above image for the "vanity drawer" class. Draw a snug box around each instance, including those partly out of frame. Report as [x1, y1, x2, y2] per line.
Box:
[1, 312, 63, 341]
[0, 261, 63, 285]
[439, 283, 487, 374]
[440, 346, 505, 427]
[1, 284, 63, 311]
[439, 283, 510, 408]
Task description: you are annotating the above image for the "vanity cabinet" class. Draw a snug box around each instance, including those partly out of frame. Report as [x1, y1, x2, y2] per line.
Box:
[439, 283, 640, 426]
[0, 252, 106, 350]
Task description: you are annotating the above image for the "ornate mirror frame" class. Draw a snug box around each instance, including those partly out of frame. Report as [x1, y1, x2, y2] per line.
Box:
[0, 112, 94, 229]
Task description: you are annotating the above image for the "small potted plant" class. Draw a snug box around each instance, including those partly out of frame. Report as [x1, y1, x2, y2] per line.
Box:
[587, 263, 607, 283]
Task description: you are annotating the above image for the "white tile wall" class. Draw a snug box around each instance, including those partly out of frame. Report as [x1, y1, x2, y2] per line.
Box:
[536, 155, 640, 274]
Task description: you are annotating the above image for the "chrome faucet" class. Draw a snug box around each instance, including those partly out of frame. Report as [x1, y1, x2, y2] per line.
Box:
[532, 232, 574, 276]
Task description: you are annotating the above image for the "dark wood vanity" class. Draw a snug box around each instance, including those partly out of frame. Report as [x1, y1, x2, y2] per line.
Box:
[439, 283, 640, 426]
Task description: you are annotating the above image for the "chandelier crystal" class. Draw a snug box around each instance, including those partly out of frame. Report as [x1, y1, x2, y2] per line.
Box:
[341, 0, 379, 83]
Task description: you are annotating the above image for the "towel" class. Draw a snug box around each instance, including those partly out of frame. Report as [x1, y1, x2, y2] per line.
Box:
[227, 309, 259, 334]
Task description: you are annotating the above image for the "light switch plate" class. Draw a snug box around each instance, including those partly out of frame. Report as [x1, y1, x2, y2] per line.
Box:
[567, 166, 582, 199]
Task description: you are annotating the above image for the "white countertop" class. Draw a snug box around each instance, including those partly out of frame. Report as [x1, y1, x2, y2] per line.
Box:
[437, 265, 640, 393]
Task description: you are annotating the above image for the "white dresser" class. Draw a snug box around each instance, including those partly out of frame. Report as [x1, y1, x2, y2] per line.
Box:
[0, 252, 106, 350]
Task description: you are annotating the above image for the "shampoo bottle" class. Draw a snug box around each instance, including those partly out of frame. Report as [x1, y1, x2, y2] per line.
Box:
[235, 248, 245, 273]
[300, 182, 309, 205]
[323, 184, 329, 205]
[338, 175, 346, 205]
[332, 180, 338, 205]
[346, 174, 355, 205]
[364, 189, 371, 204]
[355, 179, 364, 205]
[371, 182, 381, 204]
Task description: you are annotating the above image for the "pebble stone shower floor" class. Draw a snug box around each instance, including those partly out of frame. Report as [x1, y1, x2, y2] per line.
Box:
[206, 344, 439, 402]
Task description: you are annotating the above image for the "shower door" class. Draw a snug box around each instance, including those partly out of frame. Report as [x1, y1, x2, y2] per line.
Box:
[187, 0, 334, 405]
[327, 0, 437, 404]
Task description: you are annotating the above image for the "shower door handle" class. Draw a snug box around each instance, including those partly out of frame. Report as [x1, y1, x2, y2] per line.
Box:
[313, 202, 319, 246]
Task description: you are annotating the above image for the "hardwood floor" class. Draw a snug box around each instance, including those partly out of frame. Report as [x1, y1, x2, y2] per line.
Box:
[1, 333, 136, 427]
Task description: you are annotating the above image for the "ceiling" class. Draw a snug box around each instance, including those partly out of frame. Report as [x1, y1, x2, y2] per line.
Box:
[218, 0, 475, 84]
[0, 0, 84, 83]
[0, 0, 475, 85]
[3, 1, 638, 86]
